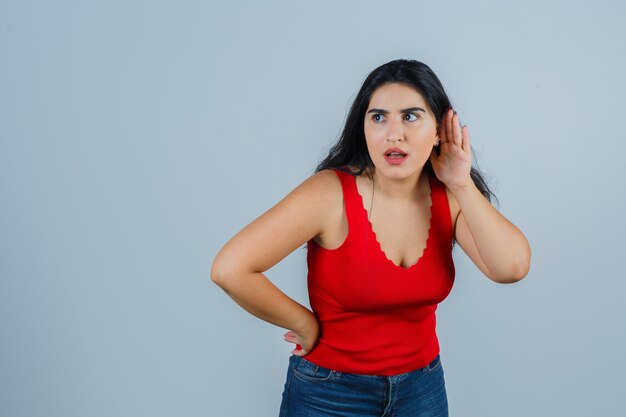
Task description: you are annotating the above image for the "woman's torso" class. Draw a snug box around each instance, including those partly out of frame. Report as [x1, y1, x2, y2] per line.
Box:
[313, 166, 460, 259]
[303, 166, 458, 375]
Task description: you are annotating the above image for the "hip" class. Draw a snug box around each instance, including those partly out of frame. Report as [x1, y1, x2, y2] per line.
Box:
[279, 354, 448, 417]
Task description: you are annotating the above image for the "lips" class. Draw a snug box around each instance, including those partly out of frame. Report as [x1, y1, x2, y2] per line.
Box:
[383, 147, 408, 165]
[384, 147, 408, 157]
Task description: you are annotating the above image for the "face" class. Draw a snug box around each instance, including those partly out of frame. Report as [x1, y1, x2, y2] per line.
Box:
[363, 82, 439, 179]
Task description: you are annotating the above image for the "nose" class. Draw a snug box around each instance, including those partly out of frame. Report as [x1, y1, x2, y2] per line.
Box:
[385, 117, 404, 142]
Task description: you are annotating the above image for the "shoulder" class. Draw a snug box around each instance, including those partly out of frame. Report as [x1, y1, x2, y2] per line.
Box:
[284, 169, 347, 224]
[211, 169, 344, 278]
[292, 169, 343, 201]
[303, 169, 352, 247]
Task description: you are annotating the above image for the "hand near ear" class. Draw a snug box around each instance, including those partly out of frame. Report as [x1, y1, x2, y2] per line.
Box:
[430, 108, 473, 189]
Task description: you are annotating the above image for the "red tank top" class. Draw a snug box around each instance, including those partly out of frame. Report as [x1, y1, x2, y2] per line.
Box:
[303, 167, 455, 376]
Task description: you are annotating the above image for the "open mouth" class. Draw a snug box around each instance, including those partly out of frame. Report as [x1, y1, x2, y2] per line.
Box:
[385, 152, 407, 158]
[383, 148, 408, 164]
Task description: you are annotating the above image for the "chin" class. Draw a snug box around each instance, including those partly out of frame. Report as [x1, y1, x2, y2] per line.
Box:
[376, 164, 421, 178]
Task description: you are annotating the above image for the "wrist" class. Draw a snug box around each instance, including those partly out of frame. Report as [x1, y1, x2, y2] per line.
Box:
[293, 309, 319, 334]
[448, 178, 475, 194]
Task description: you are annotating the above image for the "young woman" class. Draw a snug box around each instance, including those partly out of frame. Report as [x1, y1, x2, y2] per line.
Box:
[211, 59, 531, 417]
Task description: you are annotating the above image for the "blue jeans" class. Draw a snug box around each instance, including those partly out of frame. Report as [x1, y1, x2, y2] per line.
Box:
[279, 354, 448, 417]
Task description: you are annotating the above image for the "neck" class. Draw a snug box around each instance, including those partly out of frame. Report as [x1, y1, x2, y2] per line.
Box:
[370, 167, 425, 201]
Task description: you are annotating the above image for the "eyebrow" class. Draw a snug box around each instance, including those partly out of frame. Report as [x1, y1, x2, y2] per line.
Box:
[366, 107, 426, 114]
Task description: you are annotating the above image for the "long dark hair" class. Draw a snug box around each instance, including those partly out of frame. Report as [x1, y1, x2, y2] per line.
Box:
[314, 59, 497, 207]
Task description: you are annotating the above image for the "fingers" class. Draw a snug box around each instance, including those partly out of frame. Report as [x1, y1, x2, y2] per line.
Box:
[454, 113, 463, 146]
[291, 343, 305, 356]
[442, 108, 463, 147]
[284, 332, 305, 354]
[440, 108, 453, 145]
[284, 327, 320, 356]
[461, 125, 471, 154]
[451, 110, 462, 146]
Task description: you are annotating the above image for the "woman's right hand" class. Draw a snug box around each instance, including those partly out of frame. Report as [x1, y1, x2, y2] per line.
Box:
[283, 317, 320, 356]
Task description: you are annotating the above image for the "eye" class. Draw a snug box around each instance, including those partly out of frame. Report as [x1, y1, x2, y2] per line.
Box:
[372, 113, 385, 123]
[404, 113, 419, 121]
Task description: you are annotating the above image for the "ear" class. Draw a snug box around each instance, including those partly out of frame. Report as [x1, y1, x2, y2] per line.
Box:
[435, 119, 446, 143]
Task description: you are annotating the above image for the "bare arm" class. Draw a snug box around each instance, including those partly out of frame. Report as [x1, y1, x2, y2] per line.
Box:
[432, 108, 531, 284]
[210, 169, 341, 355]
[451, 183, 531, 284]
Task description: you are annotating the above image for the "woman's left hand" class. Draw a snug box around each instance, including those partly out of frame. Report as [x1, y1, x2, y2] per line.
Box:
[429, 108, 473, 189]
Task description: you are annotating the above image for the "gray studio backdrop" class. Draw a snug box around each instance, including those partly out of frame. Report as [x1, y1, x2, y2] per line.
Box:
[1, 1, 624, 416]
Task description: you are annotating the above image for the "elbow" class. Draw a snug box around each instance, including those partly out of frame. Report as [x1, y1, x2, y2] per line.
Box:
[506, 259, 530, 283]
[210, 254, 235, 289]
[491, 253, 531, 284]
[210, 260, 224, 287]
[211, 252, 252, 290]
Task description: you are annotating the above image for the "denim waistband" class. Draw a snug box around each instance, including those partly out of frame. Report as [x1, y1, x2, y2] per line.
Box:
[291, 354, 442, 380]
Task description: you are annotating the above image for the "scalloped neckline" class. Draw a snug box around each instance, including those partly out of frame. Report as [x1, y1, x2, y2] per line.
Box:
[354, 173, 434, 271]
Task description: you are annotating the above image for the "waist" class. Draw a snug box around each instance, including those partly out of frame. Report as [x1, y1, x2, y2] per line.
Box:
[305, 312, 440, 376]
